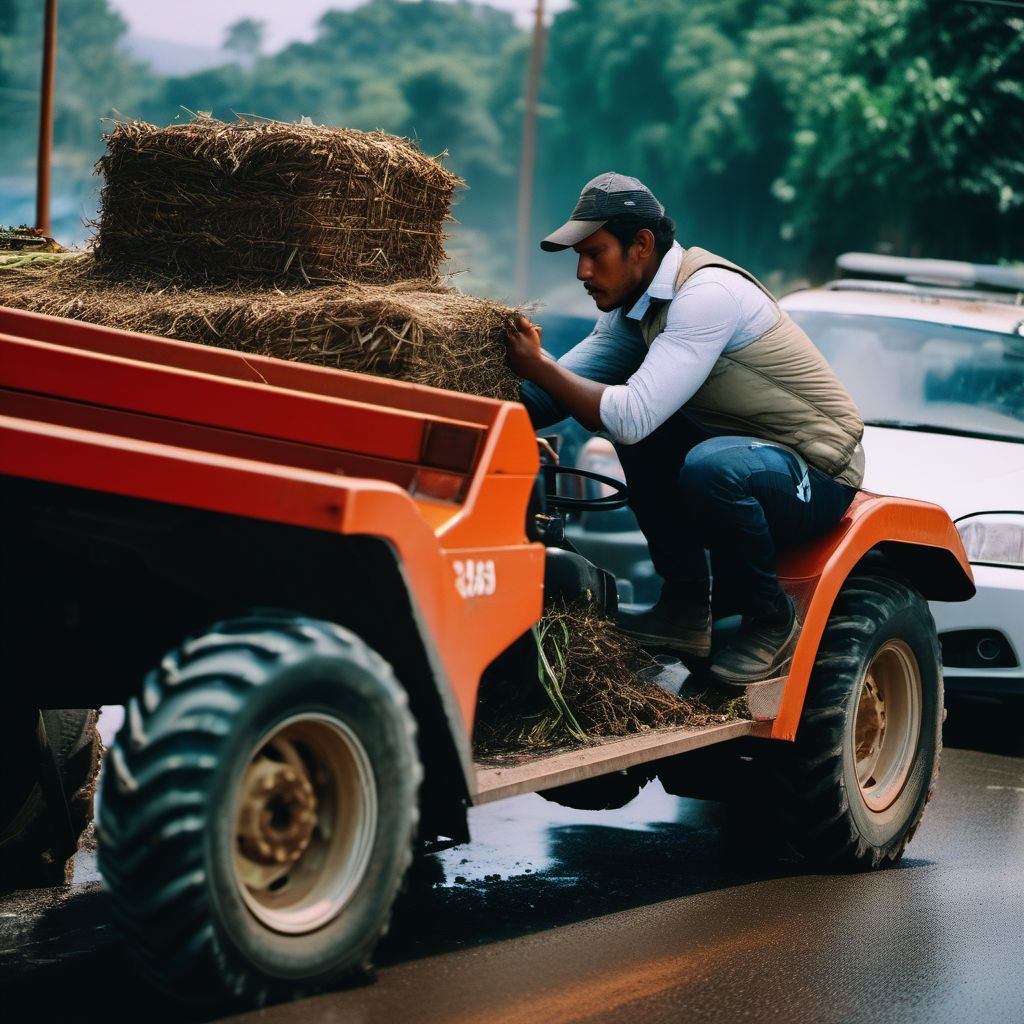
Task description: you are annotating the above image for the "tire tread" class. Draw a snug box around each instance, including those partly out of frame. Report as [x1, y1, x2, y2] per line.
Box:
[770, 575, 942, 870]
[98, 612, 421, 1007]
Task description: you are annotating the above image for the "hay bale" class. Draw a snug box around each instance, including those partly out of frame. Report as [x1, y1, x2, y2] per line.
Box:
[93, 118, 462, 286]
[0, 256, 521, 400]
[474, 603, 745, 754]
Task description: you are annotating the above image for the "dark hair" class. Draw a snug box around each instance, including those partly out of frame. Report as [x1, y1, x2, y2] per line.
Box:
[603, 213, 676, 259]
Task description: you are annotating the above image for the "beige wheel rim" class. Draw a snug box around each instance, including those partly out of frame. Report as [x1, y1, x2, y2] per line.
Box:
[854, 639, 923, 813]
[231, 713, 377, 935]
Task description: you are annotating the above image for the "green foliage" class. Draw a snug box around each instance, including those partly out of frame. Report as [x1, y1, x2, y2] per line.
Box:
[134, 0, 518, 264]
[0, 0, 152, 171]
[140, 1, 516, 140]
[398, 59, 503, 174]
[533, 616, 590, 745]
[537, 0, 1023, 278]
[768, 0, 1024, 266]
[223, 18, 265, 62]
[316, 0, 516, 65]
[537, 0, 806, 274]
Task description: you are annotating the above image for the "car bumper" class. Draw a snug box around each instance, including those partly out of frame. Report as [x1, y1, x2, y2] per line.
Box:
[931, 563, 1024, 696]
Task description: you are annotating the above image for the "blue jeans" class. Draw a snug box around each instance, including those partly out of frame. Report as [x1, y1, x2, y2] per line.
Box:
[615, 408, 856, 617]
[520, 335, 857, 617]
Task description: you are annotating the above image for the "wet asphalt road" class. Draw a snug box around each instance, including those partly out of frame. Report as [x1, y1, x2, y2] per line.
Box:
[2, 696, 1023, 1024]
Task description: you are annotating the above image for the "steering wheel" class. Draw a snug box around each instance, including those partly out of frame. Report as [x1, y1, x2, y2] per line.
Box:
[542, 465, 630, 512]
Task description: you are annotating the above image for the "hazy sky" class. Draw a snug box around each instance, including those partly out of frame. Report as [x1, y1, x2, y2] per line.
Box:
[108, 0, 569, 51]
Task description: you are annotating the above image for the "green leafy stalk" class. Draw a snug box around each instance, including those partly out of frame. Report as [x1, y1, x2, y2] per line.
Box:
[533, 620, 589, 743]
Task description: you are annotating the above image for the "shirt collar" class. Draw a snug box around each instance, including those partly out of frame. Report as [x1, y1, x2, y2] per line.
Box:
[626, 241, 682, 321]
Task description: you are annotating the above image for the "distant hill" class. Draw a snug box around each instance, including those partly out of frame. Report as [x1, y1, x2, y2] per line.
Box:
[123, 33, 229, 76]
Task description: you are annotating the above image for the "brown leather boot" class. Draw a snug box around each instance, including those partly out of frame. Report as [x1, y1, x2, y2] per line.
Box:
[709, 593, 799, 685]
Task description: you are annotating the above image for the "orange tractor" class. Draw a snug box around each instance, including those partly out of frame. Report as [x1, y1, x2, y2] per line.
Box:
[0, 303, 973, 1005]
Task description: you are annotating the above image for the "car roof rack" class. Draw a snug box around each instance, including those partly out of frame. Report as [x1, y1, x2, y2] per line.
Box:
[824, 278, 1024, 307]
[834, 252, 1024, 300]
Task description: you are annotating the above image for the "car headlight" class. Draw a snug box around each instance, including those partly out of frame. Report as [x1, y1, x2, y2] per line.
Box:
[956, 513, 1024, 569]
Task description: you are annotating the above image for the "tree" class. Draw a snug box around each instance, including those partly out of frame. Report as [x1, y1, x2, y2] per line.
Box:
[223, 18, 265, 65]
[138, 0, 523, 285]
[399, 59, 502, 175]
[767, 0, 1024, 269]
[538, 0, 1024, 281]
[538, 0, 795, 276]
[0, 0, 153, 170]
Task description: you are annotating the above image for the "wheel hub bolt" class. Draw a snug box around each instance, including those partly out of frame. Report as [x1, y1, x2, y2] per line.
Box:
[238, 760, 317, 865]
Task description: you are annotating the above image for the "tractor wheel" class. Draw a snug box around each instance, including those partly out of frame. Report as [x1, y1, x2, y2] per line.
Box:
[0, 709, 100, 892]
[97, 613, 421, 1008]
[773, 575, 942, 870]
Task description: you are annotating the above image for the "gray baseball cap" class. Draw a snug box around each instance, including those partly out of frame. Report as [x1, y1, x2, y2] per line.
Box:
[540, 172, 665, 252]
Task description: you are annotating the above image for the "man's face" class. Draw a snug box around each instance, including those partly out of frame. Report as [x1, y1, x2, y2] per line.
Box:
[573, 227, 650, 312]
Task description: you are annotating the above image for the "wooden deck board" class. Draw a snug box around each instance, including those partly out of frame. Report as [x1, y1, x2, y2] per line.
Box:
[472, 718, 765, 805]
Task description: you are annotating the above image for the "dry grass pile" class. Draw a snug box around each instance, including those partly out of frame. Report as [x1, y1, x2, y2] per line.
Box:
[474, 602, 745, 754]
[0, 117, 521, 398]
[93, 118, 462, 286]
[0, 256, 522, 399]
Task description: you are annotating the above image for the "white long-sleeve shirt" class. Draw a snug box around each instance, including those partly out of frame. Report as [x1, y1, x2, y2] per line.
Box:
[597, 243, 778, 444]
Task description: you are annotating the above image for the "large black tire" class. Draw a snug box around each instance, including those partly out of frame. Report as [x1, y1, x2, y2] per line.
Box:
[97, 613, 421, 1007]
[0, 708, 100, 892]
[772, 575, 942, 870]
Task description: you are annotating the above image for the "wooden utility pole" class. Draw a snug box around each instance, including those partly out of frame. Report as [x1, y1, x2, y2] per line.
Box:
[515, 0, 546, 299]
[36, 0, 58, 237]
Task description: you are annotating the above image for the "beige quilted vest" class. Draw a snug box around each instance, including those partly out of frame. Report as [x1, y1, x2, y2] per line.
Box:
[640, 247, 865, 487]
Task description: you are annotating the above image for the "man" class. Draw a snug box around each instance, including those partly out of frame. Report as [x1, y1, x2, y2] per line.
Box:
[508, 173, 863, 684]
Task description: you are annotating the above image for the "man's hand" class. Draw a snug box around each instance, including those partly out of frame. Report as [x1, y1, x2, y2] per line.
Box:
[506, 313, 609, 432]
[505, 314, 546, 379]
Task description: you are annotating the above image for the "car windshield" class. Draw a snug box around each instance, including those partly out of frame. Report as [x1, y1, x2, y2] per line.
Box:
[789, 310, 1024, 443]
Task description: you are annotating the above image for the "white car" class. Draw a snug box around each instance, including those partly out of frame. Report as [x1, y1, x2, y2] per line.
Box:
[567, 254, 1024, 697]
[783, 255, 1024, 697]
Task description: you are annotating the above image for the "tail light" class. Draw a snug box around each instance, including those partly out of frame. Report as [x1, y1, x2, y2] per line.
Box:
[420, 421, 483, 473]
[414, 421, 484, 502]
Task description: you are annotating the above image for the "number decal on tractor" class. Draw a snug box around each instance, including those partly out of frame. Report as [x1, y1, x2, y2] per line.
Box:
[453, 559, 497, 598]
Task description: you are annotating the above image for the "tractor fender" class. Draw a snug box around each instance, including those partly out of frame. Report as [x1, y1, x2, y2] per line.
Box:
[771, 491, 974, 740]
